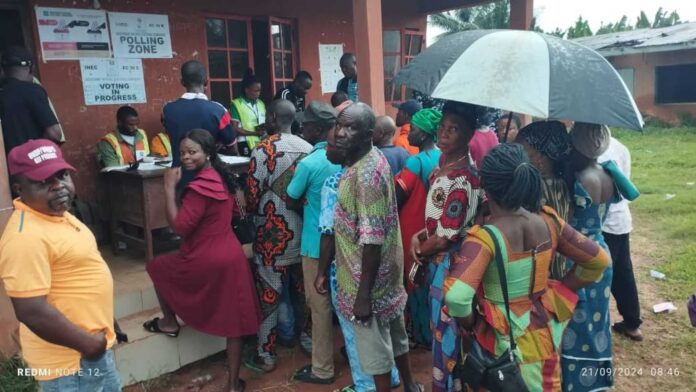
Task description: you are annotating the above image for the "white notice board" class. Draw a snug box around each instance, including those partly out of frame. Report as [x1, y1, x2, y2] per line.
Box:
[35, 6, 111, 60]
[318, 44, 344, 94]
[80, 58, 147, 105]
[108, 12, 173, 58]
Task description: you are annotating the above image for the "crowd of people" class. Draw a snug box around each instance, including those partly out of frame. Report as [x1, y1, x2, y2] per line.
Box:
[0, 44, 644, 392]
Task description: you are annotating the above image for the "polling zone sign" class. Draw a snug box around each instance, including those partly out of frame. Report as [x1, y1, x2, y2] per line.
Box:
[80, 58, 146, 105]
[108, 12, 172, 58]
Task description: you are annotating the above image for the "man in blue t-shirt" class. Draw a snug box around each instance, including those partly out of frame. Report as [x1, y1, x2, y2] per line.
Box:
[161, 60, 236, 187]
[286, 101, 341, 385]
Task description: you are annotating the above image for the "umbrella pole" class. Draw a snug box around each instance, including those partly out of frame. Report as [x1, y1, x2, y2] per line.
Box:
[503, 111, 514, 143]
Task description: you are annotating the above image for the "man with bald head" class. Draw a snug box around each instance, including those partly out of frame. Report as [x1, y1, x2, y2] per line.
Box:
[334, 103, 423, 392]
[373, 115, 410, 175]
[245, 99, 312, 373]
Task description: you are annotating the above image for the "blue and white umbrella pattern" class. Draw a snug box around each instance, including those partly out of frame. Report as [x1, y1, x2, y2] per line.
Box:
[393, 29, 643, 131]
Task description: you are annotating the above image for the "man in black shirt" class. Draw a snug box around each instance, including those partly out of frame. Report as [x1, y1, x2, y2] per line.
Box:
[274, 71, 313, 134]
[0, 47, 62, 155]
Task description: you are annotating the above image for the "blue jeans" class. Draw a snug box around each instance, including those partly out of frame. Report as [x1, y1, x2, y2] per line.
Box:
[330, 263, 399, 391]
[278, 280, 296, 341]
[39, 350, 121, 392]
[278, 279, 312, 352]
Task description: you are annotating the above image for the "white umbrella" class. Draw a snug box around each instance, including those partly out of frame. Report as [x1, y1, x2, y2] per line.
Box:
[394, 29, 643, 130]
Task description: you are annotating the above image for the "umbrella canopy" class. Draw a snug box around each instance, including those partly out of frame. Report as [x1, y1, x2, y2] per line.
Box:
[393, 29, 643, 131]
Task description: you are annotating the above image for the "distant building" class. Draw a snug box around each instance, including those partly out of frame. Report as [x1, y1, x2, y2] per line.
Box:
[574, 22, 696, 125]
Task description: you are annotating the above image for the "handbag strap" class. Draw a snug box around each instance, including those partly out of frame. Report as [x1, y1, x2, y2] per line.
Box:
[481, 225, 517, 353]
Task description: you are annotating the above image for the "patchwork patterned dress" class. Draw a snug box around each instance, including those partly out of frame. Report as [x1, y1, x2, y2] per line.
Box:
[246, 133, 312, 358]
[443, 207, 609, 391]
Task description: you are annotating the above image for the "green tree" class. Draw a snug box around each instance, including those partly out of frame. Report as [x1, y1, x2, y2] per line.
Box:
[548, 27, 566, 38]
[472, 0, 510, 29]
[567, 16, 593, 39]
[653, 8, 681, 28]
[596, 15, 633, 35]
[429, 0, 510, 41]
[429, 8, 479, 40]
[634, 8, 681, 29]
[636, 11, 651, 28]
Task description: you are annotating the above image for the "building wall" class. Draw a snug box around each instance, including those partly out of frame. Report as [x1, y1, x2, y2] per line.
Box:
[609, 49, 696, 124]
[29, 0, 426, 201]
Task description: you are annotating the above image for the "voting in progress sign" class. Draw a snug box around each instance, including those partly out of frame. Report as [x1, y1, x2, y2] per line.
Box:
[108, 12, 172, 58]
[80, 58, 147, 105]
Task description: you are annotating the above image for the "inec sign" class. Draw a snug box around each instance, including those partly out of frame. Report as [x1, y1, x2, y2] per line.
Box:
[108, 12, 172, 58]
[80, 58, 147, 105]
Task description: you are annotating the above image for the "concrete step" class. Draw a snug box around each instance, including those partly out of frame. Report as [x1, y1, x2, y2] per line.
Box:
[114, 308, 226, 386]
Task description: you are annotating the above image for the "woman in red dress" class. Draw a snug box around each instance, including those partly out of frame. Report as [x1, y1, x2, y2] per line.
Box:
[144, 129, 261, 392]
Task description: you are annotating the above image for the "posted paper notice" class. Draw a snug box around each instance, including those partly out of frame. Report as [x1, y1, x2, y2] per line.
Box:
[80, 59, 146, 105]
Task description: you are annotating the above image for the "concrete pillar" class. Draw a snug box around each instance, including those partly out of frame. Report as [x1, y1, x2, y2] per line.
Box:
[0, 123, 19, 360]
[510, 0, 533, 30]
[352, 0, 385, 114]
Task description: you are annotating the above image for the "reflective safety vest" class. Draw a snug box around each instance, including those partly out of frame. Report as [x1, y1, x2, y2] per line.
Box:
[152, 132, 172, 157]
[231, 97, 266, 150]
[102, 129, 150, 165]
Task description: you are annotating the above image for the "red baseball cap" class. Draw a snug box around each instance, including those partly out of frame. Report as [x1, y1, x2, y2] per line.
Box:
[8, 139, 76, 181]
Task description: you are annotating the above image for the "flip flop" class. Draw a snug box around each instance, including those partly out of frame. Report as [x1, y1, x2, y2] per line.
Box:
[143, 317, 180, 337]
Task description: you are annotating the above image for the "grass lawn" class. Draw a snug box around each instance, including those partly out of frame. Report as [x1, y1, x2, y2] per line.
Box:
[614, 126, 696, 300]
[611, 126, 696, 388]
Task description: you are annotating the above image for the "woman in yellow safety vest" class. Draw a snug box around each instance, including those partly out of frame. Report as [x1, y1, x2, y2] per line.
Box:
[230, 68, 266, 156]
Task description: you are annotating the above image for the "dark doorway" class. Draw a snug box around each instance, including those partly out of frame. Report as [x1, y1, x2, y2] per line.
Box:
[252, 19, 272, 104]
[0, 9, 25, 54]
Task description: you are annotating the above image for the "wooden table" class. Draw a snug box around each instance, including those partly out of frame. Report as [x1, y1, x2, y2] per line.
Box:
[103, 168, 169, 261]
[102, 158, 249, 261]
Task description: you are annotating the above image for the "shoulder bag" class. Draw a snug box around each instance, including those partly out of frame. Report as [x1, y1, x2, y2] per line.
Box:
[458, 225, 529, 392]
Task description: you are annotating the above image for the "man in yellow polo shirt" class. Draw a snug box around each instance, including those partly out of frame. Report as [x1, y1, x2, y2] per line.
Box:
[0, 139, 120, 391]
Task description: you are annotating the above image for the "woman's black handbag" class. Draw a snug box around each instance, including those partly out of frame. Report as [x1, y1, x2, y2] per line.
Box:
[458, 225, 529, 392]
[232, 191, 256, 245]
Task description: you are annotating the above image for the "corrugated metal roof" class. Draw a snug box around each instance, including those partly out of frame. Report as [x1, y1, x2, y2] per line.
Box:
[573, 22, 696, 55]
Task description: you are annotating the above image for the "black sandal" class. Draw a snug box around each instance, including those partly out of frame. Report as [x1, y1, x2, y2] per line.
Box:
[143, 317, 180, 337]
[612, 322, 643, 341]
[292, 365, 335, 384]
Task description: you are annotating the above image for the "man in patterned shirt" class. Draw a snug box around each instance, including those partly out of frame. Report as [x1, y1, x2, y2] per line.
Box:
[333, 103, 422, 392]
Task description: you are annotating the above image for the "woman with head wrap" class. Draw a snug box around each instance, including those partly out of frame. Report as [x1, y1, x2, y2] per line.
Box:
[561, 122, 620, 392]
[394, 108, 442, 349]
[409, 101, 486, 392]
[516, 120, 574, 279]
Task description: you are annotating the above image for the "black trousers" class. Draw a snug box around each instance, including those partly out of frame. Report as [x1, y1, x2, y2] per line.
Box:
[604, 232, 642, 329]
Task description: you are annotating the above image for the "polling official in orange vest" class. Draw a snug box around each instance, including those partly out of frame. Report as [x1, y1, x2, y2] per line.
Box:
[150, 132, 172, 158]
[98, 106, 150, 167]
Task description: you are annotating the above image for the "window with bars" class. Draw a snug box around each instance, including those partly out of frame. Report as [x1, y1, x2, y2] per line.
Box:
[205, 17, 253, 107]
[383, 30, 425, 103]
[270, 18, 296, 95]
